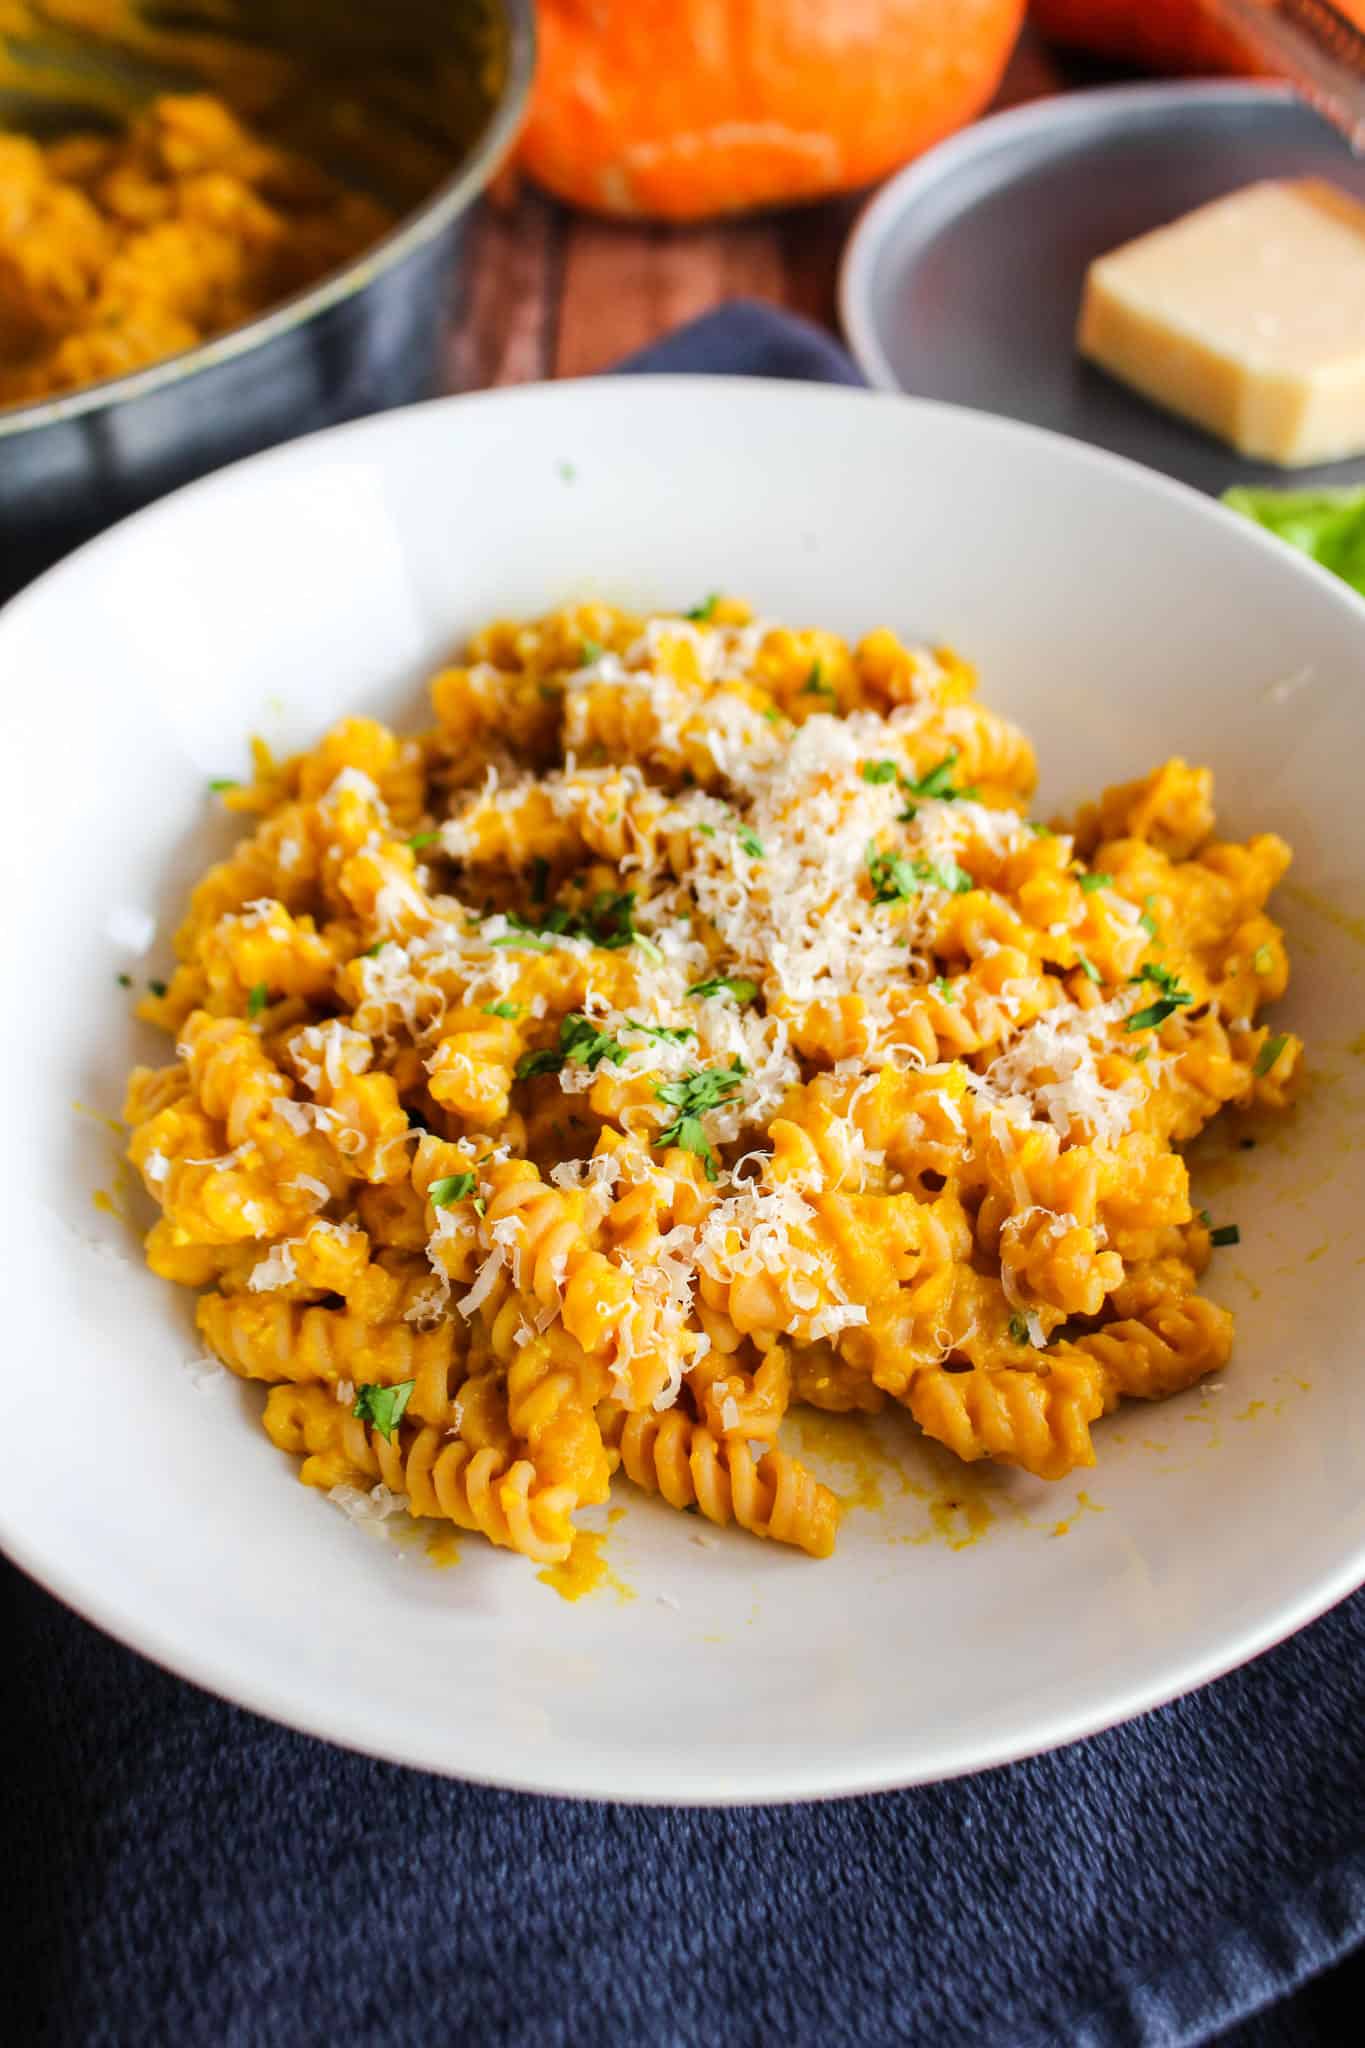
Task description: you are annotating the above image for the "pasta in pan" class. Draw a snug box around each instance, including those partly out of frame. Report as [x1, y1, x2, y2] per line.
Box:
[124, 598, 1299, 1565]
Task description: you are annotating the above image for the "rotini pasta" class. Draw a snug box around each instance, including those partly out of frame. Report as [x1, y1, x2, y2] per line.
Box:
[124, 597, 1300, 1568]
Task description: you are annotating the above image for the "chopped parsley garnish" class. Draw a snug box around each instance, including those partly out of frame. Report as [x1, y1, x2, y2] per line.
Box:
[687, 974, 758, 1004]
[1135, 962, 1191, 999]
[1254, 1033, 1288, 1077]
[1125, 999, 1185, 1033]
[1139, 897, 1160, 940]
[116, 972, 132, 989]
[556, 459, 576, 483]
[1079, 871, 1112, 894]
[625, 1018, 696, 1045]
[579, 638, 604, 665]
[147, 978, 168, 999]
[407, 830, 439, 850]
[1209, 1224, 1241, 1248]
[352, 1379, 415, 1443]
[685, 594, 719, 622]
[868, 844, 975, 902]
[861, 759, 900, 785]
[1131, 1046, 1149, 1064]
[867, 847, 919, 904]
[1252, 944, 1274, 975]
[246, 981, 268, 1019]
[802, 659, 835, 698]
[1197, 1209, 1212, 1226]
[1008, 1314, 1031, 1346]
[736, 825, 766, 859]
[697, 824, 716, 839]
[208, 777, 239, 793]
[516, 1012, 628, 1081]
[653, 1061, 745, 1179]
[428, 1173, 477, 1208]
[932, 976, 956, 1003]
[1124, 963, 1193, 1032]
[1027, 821, 1052, 837]
[925, 860, 978, 901]
[530, 856, 550, 905]
[904, 751, 961, 802]
[497, 889, 652, 957]
[362, 942, 385, 959]
[483, 1001, 521, 1019]
[763, 705, 782, 724]
[1076, 952, 1102, 984]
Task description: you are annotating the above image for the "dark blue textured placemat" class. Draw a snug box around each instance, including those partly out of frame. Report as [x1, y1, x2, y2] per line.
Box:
[3, 301, 1362, 2048]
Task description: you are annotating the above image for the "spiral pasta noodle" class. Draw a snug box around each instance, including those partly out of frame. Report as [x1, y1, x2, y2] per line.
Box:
[125, 596, 1299, 1570]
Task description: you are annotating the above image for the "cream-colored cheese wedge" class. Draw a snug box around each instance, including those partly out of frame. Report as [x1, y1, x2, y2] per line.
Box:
[1078, 179, 1365, 467]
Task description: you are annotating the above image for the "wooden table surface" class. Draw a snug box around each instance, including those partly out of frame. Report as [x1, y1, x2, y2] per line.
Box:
[446, 28, 1090, 391]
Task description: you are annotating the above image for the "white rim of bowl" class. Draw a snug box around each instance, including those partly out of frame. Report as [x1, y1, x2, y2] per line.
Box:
[3, 373, 1364, 1802]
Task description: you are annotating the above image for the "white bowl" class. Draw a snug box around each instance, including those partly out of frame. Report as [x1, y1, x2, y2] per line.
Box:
[2, 378, 1362, 1804]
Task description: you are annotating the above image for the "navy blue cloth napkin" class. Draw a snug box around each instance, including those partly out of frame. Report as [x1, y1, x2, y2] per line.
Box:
[4, 301, 1362, 2048]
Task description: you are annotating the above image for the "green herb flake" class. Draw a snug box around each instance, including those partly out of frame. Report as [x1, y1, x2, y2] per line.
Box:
[483, 1001, 521, 1019]
[1197, 1209, 1212, 1227]
[1076, 952, 1103, 985]
[1125, 999, 1183, 1033]
[361, 942, 385, 959]
[147, 978, 168, 999]
[867, 846, 919, 905]
[246, 981, 268, 1019]
[1210, 1224, 1241, 1248]
[861, 760, 900, 785]
[538, 683, 560, 703]
[1139, 897, 1160, 940]
[1079, 871, 1112, 895]
[652, 1063, 745, 1179]
[1254, 1032, 1289, 1078]
[1131, 1046, 1149, 1064]
[802, 659, 835, 699]
[516, 1012, 628, 1082]
[685, 594, 719, 623]
[625, 1018, 696, 1046]
[556, 459, 577, 484]
[763, 706, 781, 724]
[905, 752, 961, 802]
[116, 972, 132, 989]
[1125, 964, 1193, 1029]
[579, 638, 604, 666]
[429, 1173, 477, 1208]
[1027, 820, 1052, 837]
[352, 1379, 415, 1443]
[530, 856, 550, 905]
[697, 824, 716, 839]
[736, 826, 766, 859]
[208, 777, 239, 793]
[1008, 1314, 1031, 1346]
[686, 974, 759, 1004]
[407, 830, 439, 850]
[932, 977, 956, 1004]
[1252, 944, 1274, 975]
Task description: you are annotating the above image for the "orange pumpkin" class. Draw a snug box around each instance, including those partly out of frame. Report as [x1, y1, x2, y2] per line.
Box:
[1031, 0, 1365, 76]
[519, 1, 1027, 221]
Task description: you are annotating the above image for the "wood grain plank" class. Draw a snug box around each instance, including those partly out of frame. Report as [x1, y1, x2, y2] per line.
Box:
[451, 21, 1074, 390]
[553, 214, 791, 378]
[445, 185, 562, 391]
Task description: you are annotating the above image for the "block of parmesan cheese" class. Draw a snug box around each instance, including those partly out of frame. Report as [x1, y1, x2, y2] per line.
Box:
[1077, 179, 1365, 468]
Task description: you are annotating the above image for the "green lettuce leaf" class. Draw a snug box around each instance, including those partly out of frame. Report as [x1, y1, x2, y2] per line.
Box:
[1223, 486, 1365, 599]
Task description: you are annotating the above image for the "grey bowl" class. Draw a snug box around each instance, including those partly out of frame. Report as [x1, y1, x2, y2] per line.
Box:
[841, 81, 1365, 496]
[0, 0, 534, 601]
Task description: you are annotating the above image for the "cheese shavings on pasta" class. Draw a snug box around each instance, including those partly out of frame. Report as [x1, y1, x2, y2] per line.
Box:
[124, 596, 1301, 1568]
